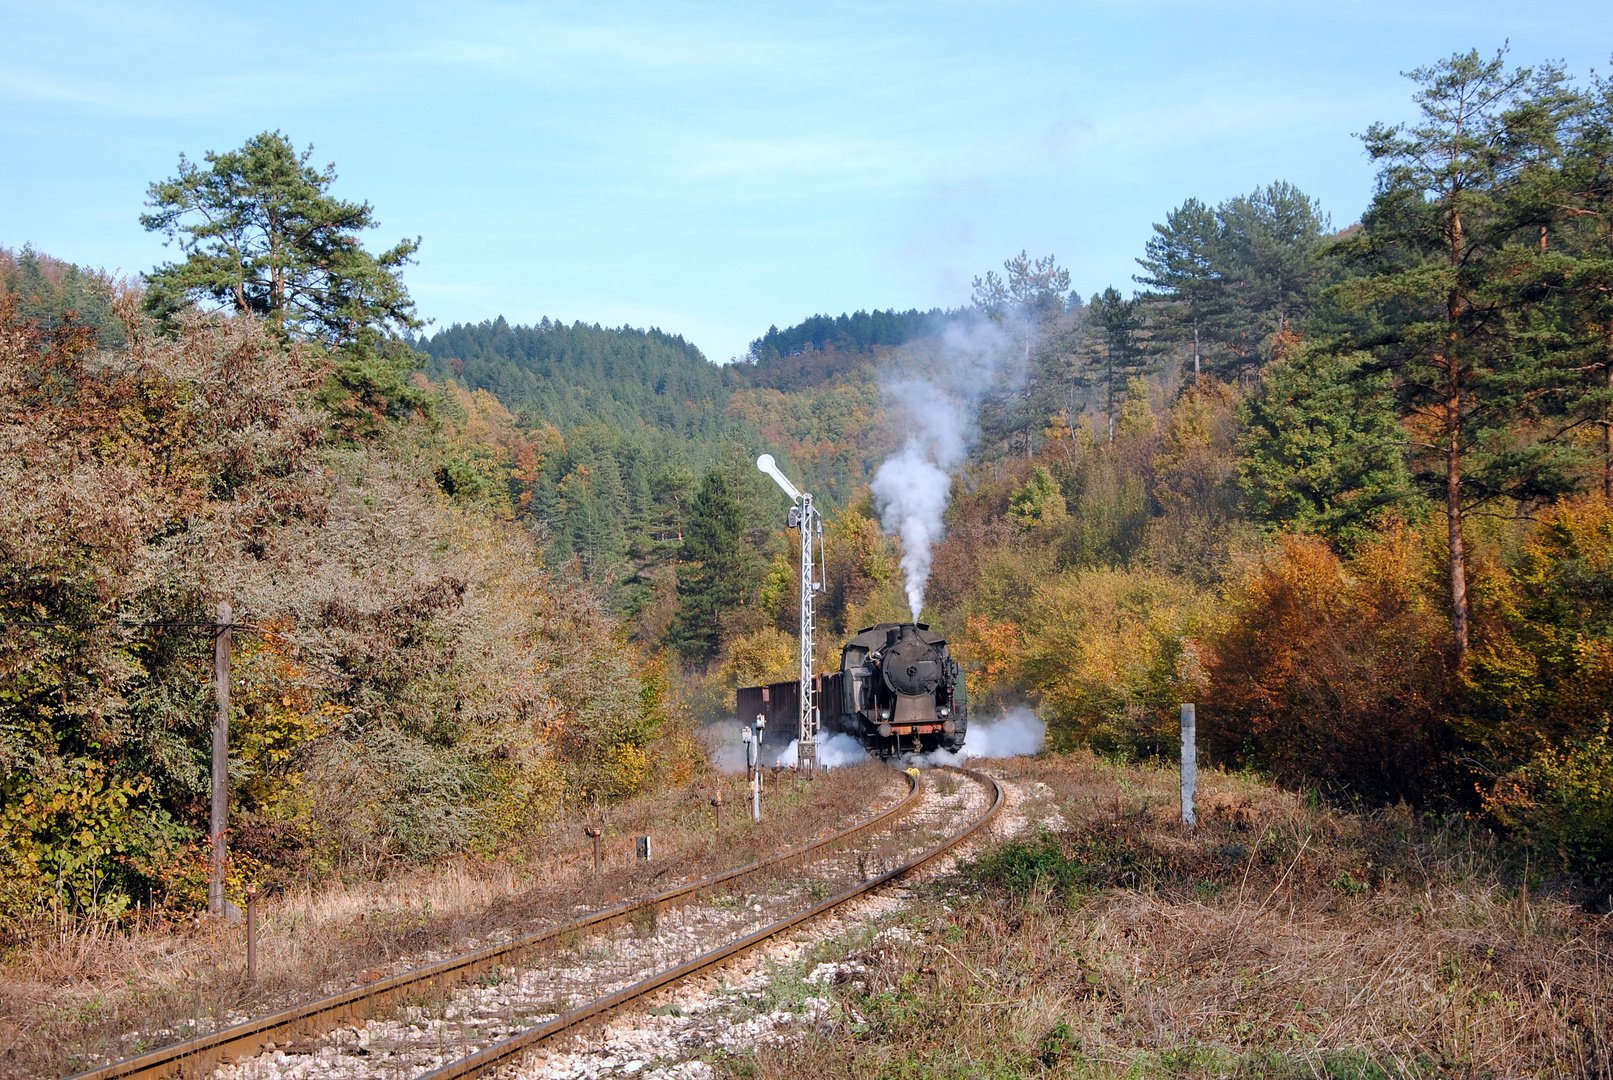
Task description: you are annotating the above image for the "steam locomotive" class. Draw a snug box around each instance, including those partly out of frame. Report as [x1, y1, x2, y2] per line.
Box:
[737, 622, 968, 760]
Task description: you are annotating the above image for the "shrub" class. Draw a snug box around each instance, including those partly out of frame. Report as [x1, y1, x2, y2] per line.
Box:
[1019, 567, 1209, 758]
[1468, 496, 1613, 762]
[1486, 725, 1613, 887]
[1203, 528, 1456, 804]
[965, 833, 1085, 894]
[0, 302, 670, 913]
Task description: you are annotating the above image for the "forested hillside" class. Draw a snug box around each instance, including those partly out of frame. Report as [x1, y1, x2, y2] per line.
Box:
[660, 50, 1613, 896]
[735, 307, 952, 391]
[4, 46, 1613, 923]
[410, 310, 913, 619]
[417, 317, 729, 436]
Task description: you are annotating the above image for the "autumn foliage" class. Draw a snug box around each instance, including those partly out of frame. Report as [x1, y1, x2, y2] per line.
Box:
[0, 299, 676, 917]
[1202, 530, 1457, 804]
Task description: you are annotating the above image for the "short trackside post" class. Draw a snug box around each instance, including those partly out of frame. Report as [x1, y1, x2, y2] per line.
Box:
[1180, 703, 1197, 827]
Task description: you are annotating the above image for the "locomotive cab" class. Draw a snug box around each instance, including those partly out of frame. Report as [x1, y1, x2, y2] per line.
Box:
[840, 622, 966, 757]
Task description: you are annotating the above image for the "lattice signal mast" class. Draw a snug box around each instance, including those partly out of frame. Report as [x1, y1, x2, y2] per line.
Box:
[757, 454, 825, 777]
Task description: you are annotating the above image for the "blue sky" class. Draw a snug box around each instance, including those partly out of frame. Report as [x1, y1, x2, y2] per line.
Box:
[3, 2, 1610, 364]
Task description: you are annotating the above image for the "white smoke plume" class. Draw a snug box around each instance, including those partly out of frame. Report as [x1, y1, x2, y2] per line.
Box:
[870, 430, 954, 621]
[870, 314, 1022, 620]
[905, 706, 1046, 768]
[701, 723, 750, 774]
[774, 733, 868, 769]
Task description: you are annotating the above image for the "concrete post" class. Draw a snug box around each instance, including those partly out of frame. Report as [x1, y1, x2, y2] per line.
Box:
[1180, 703, 1197, 827]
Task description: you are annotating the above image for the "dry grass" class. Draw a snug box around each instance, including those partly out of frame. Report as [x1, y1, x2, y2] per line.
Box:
[747, 752, 1612, 1078]
[0, 762, 897, 1078]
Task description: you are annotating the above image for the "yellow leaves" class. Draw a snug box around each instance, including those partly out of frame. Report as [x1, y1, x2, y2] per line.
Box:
[958, 614, 1023, 695]
[759, 551, 793, 619]
[603, 741, 652, 798]
[0, 758, 156, 917]
[1008, 466, 1067, 531]
[1040, 409, 1080, 467]
[825, 503, 898, 596]
[1011, 568, 1209, 753]
[1484, 722, 1613, 877]
[722, 627, 797, 690]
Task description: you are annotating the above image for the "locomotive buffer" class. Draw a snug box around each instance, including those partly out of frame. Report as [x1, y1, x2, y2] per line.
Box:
[757, 454, 825, 777]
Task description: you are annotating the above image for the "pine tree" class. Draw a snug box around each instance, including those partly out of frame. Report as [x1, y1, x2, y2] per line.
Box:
[1239, 338, 1412, 545]
[1135, 184, 1327, 385]
[141, 131, 426, 436]
[972, 252, 1074, 457]
[1550, 71, 1613, 496]
[1134, 197, 1221, 378]
[670, 470, 748, 665]
[1086, 287, 1154, 437]
[1338, 49, 1582, 664]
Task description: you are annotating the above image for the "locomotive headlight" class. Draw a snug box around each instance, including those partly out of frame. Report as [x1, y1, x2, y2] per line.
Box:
[879, 708, 891, 720]
[938, 706, 950, 717]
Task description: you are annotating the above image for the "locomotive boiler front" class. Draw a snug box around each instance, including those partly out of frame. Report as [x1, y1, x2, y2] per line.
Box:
[882, 630, 941, 721]
[838, 622, 967, 757]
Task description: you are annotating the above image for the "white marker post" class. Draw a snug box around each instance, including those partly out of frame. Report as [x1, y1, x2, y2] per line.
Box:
[1180, 702, 1197, 827]
[753, 713, 766, 820]
[742, 727, 757, 821]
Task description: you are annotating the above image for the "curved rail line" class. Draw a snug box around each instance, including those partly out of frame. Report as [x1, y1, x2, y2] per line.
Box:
[67, 769, 923, 1080]
[69, 766, 1002, 1080]
[424, 765, 1003, 1080]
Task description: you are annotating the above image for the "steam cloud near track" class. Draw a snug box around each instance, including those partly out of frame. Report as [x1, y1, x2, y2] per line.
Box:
[704, 709, 1044, 773]
[703, 727, 870, 773]
[772, 712, 1044, 771]
[774, 733, 867, 769]
[777, 709, 1047, 770]
[907, 707, 1046, 768]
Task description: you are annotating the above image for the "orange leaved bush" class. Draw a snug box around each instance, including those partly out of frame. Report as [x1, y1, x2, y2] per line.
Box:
[1203, 528, 1458, 804]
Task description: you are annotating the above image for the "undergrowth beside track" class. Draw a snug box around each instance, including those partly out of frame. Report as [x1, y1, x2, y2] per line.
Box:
[723, 752, 1612, 1079]
[0, 763, 896, 1079]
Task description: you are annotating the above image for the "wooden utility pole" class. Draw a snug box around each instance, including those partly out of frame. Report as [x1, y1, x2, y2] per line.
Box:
[585, 826, 602, 873]
[246, 883, 258, 981]
[211, 602, 231, 917]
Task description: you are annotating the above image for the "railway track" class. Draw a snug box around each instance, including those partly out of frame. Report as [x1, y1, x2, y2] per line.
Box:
[70, 766, 1002, 1080]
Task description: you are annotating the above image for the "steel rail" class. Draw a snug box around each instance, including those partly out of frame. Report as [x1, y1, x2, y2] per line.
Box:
[420, 766, 1003, 1080]
[66, 769, 923, 1080]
